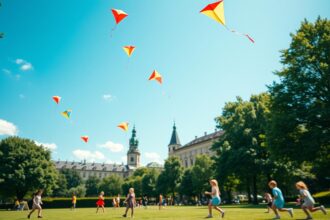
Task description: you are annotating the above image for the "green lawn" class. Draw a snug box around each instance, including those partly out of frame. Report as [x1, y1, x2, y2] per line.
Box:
[0, 205, 328, 220]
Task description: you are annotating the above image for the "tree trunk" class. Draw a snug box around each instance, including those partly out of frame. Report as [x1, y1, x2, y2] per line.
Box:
[252, 175, 258, 205]
[246, 177, 252, 204]
[227, 190, 232, 204]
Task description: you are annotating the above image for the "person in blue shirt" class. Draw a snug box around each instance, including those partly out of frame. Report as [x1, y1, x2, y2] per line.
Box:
[268, 180, 293, 219]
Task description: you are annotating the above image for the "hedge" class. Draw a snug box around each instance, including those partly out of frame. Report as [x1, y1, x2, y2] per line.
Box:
[313, 191, 330, 205]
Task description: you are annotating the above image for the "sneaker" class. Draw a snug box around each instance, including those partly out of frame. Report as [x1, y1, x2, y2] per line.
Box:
[320, 205, 327, 215]
[38, 216, 43, 218]
[221, 211, 225, 218]
[272, 217, 280, 220]
[288, 208, 294, 217]
[27, 215, 30, 219]
[305, 216, 313, 220]
[122, 214, 127, 218]
[205, 215, 213, 218]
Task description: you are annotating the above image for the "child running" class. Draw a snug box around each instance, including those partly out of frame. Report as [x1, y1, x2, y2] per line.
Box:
[264, 192, 273, 213]
[296, 181, 327, 219]
[268, 180, 293, 219]
[27, 190, 43, 219]
[123, 188, 136, 218]
[96, 191, 105, 213]
[205, 179, 225, 218]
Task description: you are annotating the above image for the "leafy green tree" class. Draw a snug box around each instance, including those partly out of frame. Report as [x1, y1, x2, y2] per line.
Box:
[68, 184, 86, 197]
[142, 169, 160, 197]
[179, 169, 194, 197]
[60, 169, 83, 189]
[0, 137, 58, 200]
[268, 17, 330, 189]
[191, 155, 214, 198]
[133, 167, 149, 177]
[85, 176, 101, 196]
[213, 93, 272, 204]
[156, 156, 183, 200]
[52, 173, 68, 197]
[99, 174, 123, 196]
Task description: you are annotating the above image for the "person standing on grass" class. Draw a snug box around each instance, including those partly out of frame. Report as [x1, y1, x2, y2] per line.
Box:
[123, 188, 136, 218]
[264, 192, 273, 213]
[205, 179, 225, 218]
[96, 191, 105, 213]
[71, 193, 77, 210]
[159, 194, 163, 210]
[295, 181, 327, 219]
[27, 190, 43, 219]
[116, 194, 121, 207]
[268, 180, 293, 219]
[142, 195, 148, 209]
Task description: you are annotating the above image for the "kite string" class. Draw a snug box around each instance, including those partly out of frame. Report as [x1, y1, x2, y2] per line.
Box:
[223, 25, 255, 43]
[110, 24, 117, 38]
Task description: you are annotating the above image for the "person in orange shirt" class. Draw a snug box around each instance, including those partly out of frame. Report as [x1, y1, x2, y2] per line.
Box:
[71, 193, 77, 210]
[159, 194, 163, 210]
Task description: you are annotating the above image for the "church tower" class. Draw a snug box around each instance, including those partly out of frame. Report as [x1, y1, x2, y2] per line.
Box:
[127, 126, 141, 168]
[168, 123, 181, 157]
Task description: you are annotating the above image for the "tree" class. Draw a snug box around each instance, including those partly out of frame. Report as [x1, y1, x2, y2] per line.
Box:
[0, 137, 58, 200]
[60, 169, 83, 189]
[179, 169, 194, 197]
[99, 174, 123, 196]
[212, 93, 272, 204]
[52, 173, 68, 197]
[142, 169, 160, 198]
[68, 184, 86, 197]
[85, 176, 101, 196]
[191, 155, 214, 198]
[268, 17, 330, 189]
[157, 156, 183, 200]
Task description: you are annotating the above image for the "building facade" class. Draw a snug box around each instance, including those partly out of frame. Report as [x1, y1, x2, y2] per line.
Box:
[168, 123, 224, 168]
[54, 127, 141, 180]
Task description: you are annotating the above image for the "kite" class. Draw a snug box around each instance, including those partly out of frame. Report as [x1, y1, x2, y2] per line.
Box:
[200, 0, 255, 43]
[118, 122, 129, 131]
[61, 109, 72, 119]
[52, 96, 61, 104]
[111, 9, 128, 24]
[110, 9, 128, 37]
[148, 70, 163, 84]
[81, 136, 89, 143]
[123, 45, 136, 57]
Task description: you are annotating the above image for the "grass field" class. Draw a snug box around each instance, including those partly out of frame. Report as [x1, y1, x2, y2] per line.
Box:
[0, 205, 328, 220]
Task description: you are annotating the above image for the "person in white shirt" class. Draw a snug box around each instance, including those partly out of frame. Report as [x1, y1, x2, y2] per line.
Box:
[28, 190, 43, 219]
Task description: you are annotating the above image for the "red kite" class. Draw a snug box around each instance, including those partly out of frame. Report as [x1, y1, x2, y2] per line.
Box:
[123, 46, 136, 57]
[111, 9, 128, 24]
[81, 136, 89, 143]
[118, 122, 129, 131]
[52, 96, 61, 104]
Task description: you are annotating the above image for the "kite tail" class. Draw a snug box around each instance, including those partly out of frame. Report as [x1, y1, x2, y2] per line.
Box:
[110, 25, 117, 38]
[223, 25, 255, 43]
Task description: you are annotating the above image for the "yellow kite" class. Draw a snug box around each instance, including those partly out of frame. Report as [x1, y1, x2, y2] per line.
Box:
[118, 122, 129, 131]
[123, 46, 136, 57]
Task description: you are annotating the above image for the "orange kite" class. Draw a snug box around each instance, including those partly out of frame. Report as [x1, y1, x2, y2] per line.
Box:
[148, 70, 162, 84]
[123, 46, 136, 57]
[118, 122, 129, 131]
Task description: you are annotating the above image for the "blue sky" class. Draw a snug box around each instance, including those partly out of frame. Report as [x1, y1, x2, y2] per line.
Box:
[1, 0, 329, 165]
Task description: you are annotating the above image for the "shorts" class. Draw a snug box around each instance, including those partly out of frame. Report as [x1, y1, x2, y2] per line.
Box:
[32, 204, 42, 210]
[210, 197, 221, 206]
[274, 200, 284, 209]
[302, 200, 314, 208]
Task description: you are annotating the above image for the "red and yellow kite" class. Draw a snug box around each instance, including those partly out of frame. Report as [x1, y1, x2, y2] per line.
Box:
[118, 122, 129, 131]
[111, 9, 128, 24]
[61, 109, 72, 119]
[81, 136, 89, 143]
[123, 46, 136, 57]
[200, 1, 254, 43]
[52, 96, 61, 104]
[148, 70, 162, 84]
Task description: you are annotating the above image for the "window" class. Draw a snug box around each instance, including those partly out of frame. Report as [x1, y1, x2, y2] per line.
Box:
[190, 158, 194, 166]
[130, 157, 134, 162]
[99, 172, 102, 178]
[185, 160, 188, 168]
[83, 172, 86, 178]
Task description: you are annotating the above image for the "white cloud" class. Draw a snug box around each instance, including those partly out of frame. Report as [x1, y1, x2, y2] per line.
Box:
[35, 141, 57, 151]
[15, 58, 33, 71]
[99, 141, 124, 152]
[121, 156, 127, 163]
[145, 152, 163, 164]
[0, 119, 18, 136]
[102, 94, 112, 101]
[73, 149, 105, 162]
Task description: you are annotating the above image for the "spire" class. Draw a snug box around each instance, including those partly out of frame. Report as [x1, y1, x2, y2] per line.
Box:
[169, 122, 181, 146]
[129, 125, 139, 151]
